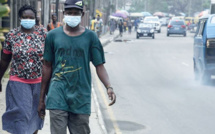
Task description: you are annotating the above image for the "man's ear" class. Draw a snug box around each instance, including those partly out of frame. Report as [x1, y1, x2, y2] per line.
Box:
[82, 11, 85, 18]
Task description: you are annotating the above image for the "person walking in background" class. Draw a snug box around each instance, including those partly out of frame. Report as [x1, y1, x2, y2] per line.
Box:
[47, 13, 62, 31]
[118, 19, 123, 37]
[123, 20, 127, 32]
[134, 18, 140, 31]
[36, 16, 43, 27]
[90, 16, 96, 31]
[0, 5, 47, 134]
[128, 19, 132, 34]
[94, 14, 103, 38]
[110, 18, 116, 35]
[37, 0, 116, 134]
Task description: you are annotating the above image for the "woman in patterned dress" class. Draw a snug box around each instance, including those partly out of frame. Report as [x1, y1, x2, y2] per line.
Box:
[0, 5, 47, 134]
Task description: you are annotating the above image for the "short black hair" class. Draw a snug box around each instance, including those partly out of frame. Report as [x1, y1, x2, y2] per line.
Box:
[18, 5, 37, 18]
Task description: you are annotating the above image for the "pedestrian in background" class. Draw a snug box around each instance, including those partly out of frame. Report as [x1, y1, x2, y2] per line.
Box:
[47, 13, 62, 31]
[123, 20, 127, 32]
[36, 16, 43, 27]
[37, 0, 116, 134]
[134, 17, 140, 31]
[0, 5, 47, 134]
[109, 18, 116, 35]
[128, 19, 132, 34]
[94, 14, 103, 38]
[90, 16, 96, 31]
[118, 19, 123, 37]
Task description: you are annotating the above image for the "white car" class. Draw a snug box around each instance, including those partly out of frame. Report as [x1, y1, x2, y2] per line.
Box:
[159, 17, 169, 26]
[144, 16, 161, 33]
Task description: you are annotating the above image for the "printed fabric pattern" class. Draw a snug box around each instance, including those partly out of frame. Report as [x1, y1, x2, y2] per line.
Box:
[3, 26, 47, 79]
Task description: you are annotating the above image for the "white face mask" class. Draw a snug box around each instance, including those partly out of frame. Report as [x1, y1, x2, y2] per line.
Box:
[64, 15, 81, 28]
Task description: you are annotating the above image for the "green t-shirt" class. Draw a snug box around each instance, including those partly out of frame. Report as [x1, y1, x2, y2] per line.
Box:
[43, 27, 105, 114]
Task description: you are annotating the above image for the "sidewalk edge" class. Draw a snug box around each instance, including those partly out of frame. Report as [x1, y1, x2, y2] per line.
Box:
[90, 34, 119, 134]
[92, 87, 107, 134]
[101, 34, 119, 47]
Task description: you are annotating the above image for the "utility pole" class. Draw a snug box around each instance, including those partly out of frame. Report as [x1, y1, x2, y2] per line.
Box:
[188, 0, 192, 16]
[90, 0, 96, 17]
[56, 0, 59, 21]
[144, 0, 147, 11]
[42, 0, 50, 27]
[116, 0, 118, 10]
[105, 0, 111, 25]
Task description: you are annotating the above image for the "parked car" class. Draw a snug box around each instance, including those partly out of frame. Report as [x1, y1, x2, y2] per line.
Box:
[144, 16, 161, 33]
[167, 20, 187, 37]
[136, 23, 155, 39]
[159, 17, 169, 26]
[193, 14, 215, 82]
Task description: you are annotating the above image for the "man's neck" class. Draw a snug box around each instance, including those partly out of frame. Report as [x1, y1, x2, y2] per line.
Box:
[63, 24, 85, 37]
[65, 24, 80, 32]
[53, 21, 57, 24]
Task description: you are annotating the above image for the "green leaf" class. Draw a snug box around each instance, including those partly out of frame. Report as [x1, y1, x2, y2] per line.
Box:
[0, 4, 10, 17]
[0, 0, 7, 3]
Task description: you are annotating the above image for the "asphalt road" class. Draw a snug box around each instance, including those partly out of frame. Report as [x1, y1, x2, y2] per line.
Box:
[93, 27, 215, 134]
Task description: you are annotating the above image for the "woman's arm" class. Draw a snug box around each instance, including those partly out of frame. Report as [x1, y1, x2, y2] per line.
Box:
[0, 52, 12, 92]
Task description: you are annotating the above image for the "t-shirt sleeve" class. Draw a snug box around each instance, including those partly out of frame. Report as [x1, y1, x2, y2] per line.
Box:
[90, 33, 105, 66]
[43, 33, 54, 62]
[3, 32, 13, 54]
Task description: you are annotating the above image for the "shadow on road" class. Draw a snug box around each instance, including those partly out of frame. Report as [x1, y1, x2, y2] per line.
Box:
[201, 79, 215, 87]
[116, 120, 147, 131]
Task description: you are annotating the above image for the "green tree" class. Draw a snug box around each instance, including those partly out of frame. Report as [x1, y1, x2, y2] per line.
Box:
[0, 0, 10, 50]
[129, 0, 210, 16]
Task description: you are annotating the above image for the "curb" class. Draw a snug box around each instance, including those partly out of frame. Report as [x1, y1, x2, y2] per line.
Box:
[92, 87, 107, 134]
[102, 34, 120, 47]
[91, 34, 119, 134]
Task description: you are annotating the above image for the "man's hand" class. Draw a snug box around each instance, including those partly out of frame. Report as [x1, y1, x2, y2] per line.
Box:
[0, 83, 2, 92]
[38, 101, 46, 120]
[107, 88, 116, 106]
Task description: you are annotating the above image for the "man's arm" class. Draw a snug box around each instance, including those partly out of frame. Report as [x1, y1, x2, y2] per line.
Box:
[96, 64, 116, 106]
[47, 24, 51, 31]
[38, 60, 52, 119]
[0, 52, 12, 92]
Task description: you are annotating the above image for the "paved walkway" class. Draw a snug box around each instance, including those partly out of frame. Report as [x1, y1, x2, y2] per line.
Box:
[0, 32, 118, 134]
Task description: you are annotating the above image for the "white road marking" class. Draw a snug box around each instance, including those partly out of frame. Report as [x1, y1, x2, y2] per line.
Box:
[182, 62, 189, 67]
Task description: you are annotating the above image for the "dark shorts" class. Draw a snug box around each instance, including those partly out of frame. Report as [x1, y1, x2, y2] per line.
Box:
[2, 81, 44, 134]
[50, 110, 90, 134]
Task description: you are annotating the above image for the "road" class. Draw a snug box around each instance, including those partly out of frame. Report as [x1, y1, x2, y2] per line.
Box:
[92, 27, 215, 134]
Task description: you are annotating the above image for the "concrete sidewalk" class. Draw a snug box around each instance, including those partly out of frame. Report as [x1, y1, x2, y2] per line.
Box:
[0, 33, 118, 134]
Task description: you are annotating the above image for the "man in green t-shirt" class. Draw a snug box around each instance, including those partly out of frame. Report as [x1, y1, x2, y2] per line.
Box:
[37, 0, 116, 133]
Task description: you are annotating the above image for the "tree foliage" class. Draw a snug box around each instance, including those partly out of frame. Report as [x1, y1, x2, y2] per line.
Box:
[129, 0, 210, 16]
